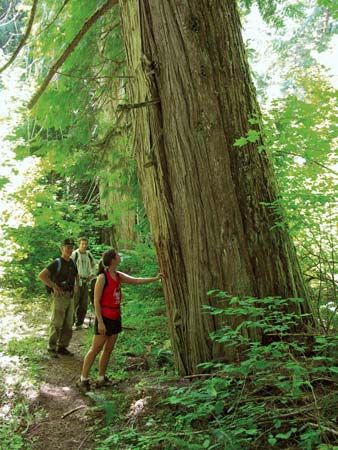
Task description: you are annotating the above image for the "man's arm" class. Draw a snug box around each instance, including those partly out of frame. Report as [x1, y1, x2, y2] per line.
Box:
[38, 268, 62, 295]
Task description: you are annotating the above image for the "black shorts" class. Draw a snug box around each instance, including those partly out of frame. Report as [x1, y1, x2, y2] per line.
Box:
[94, 316, 122, 336]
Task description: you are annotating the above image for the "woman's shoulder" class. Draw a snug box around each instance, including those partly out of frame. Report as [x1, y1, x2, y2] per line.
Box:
[97, 272, 106, 282]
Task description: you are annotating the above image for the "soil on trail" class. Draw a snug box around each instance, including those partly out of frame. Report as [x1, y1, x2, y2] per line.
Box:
[28, 326, 97, 450]
[0, 291, 99, 450]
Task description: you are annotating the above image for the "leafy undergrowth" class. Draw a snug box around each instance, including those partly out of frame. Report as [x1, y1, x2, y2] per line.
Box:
[89, 293, 338, 450]
[0, 290, 49, 449]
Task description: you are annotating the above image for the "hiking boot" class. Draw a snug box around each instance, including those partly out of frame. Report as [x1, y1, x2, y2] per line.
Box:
[76, 379, 91, 393]
[47, 348, 59, 358]
[96, 376, 114, 388]
[57, 347, 74, 356]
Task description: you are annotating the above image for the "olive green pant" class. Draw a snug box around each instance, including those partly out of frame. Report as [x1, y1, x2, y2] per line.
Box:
[48, 292, 74, 350]
[74, 284, 89, 326]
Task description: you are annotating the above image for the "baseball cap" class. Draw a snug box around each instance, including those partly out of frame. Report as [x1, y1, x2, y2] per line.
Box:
[62, 238, 75, 246]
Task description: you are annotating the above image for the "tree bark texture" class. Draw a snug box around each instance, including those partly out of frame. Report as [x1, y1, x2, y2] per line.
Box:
[99, 71, 137, 248]
[120, 0, 314, 375]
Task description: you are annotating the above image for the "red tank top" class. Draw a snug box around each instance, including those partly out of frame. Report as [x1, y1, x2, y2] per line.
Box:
[100, 270, 122, 320]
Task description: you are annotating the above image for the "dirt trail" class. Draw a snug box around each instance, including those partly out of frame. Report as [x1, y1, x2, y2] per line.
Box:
[0, 291, 98, 450]
[28, 327, 96, 450]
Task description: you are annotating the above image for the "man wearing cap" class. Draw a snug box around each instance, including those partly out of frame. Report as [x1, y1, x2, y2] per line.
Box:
[72, 237, 96, 330]
[39, 238, 79, 356]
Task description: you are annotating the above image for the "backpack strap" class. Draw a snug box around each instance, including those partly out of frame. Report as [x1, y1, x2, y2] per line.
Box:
[103, 270, 108, 289]
[101, 270, 119, 290]
[55, 257, 76, 275]
[88, 251, 94, 264]
[73, 250, 79, 264]
[56, 257, 62, 274]
[71, 259, 77, 275]
[73, 250, 94, 265]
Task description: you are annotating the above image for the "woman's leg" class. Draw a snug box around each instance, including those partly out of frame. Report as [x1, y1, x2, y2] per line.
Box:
[81, 334, 107, 378]
[98, 334, 118, 377]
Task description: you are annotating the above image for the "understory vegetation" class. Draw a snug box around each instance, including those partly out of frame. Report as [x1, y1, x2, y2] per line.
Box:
[1, 271, 337, 449]
[86, 294, 338, 450]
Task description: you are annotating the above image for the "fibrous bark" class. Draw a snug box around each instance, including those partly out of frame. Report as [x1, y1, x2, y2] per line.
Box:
[120, 0, 314, 375]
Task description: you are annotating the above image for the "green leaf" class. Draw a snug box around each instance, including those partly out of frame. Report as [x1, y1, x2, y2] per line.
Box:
[203, 439, 211, 448]
[214, 401, 224, 415]
[234, 137, 248, 147]
[268, 435, 277, 445]
[246, 129, 261, 142]
[276, 428, 297, 439]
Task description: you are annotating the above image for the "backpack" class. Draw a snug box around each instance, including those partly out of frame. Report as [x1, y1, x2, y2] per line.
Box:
[46, 257, 76, 294]
[89, 270, 110, 304]
[73, 250, 95, 265]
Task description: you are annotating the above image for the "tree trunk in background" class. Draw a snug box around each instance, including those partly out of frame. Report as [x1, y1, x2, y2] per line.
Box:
[120, 0, 314, 375]
[100, 179, 137, 247]
[99, 72, 137, 248]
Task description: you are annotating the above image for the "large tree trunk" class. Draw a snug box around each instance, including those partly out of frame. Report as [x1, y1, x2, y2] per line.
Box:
[99, 70, 137, 248]
[120, 0, 314, 375]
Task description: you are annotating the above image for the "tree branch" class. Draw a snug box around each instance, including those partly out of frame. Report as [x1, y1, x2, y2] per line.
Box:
[0, 0, 14, 23]
[275, 150, 338, 176]
[117, 99, 161, 111]
[31, 0, 71, 40]
[0, 0, 39, 75]
[27, 0, 119, 110]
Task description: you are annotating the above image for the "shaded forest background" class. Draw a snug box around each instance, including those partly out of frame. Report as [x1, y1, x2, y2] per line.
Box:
[0, 1, 337, 449]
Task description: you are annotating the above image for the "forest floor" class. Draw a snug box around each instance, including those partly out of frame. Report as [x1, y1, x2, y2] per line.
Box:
[1, 289, 337, 450]
[24, 328, 97, 450]
[0, 288, 175, 450]
[0, 290, 99, 450]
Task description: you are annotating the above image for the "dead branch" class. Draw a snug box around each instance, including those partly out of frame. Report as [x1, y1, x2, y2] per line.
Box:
[117, 99, 160, 111]
[183, 373, 215, 379]
[308, 422, 338, 437]
[27, 0, 119, 109]
[0, 0, 39, 74]
[61, 405, 86, 419]
[77, 431, 94, 450]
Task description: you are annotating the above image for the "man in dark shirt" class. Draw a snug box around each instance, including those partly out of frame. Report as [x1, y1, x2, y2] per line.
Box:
[39, 238, 79, 356]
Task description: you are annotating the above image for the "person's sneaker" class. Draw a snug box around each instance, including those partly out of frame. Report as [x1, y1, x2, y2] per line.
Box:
[57, 347, 74, 356]
[96, 376, 114, 388]
[76, 379, 91, 393]
[73, 324, 84, 330]
[47, 348, 59, 358]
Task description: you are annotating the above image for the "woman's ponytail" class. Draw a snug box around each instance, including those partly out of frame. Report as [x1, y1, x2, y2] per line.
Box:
[97, 259, 105, 275]
[97, 249, 117, 275]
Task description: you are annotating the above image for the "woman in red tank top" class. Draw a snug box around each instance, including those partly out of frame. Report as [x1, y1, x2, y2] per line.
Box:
[78, 249, 163, 391]
[99, 269, 122, 320]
